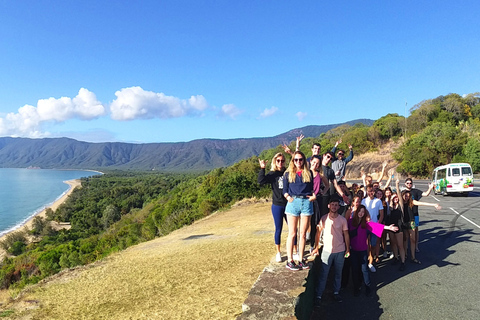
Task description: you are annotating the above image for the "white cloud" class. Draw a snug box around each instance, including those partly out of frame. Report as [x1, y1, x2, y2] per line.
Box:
[259, 106, 278, 118]
[218, 104, 243, 119]
[109, 86, 209, 120]
[0, 88, 105, 138]
[296, 111, 307, 121]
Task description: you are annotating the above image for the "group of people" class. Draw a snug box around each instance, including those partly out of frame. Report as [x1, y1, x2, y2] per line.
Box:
[257, 137, 441, 304]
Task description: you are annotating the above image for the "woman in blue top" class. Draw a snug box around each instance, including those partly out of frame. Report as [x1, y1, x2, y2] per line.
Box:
[283, 151, 316, 271]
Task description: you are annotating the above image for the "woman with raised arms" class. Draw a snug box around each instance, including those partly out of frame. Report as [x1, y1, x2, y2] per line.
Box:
[258, 152, 295, 263]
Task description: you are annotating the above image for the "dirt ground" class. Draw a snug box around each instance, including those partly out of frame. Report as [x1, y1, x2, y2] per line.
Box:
[0, 199, 277, 320]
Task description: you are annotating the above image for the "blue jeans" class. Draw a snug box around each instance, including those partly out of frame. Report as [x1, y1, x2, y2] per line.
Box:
[316, 251, 345, 298]
[351, 249, 370, 289]
[271, 204, 287, 245]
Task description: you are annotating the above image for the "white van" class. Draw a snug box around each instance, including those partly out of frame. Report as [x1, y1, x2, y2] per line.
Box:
[432, 163, 474, 196]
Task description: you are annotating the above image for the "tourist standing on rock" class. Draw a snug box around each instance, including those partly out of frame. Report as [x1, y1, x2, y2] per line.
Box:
[258, 153, 296, 263]
[313, 198, 350, 304]
[306, 142, 321, 164]
[331, 140, 354, 181]
[283, 151, 315, 271]
[321, 151, 350, 216]
[309, 155, 329, 252]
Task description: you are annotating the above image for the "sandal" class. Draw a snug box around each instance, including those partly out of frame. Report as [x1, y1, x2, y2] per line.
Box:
[411, 258, 421, 264]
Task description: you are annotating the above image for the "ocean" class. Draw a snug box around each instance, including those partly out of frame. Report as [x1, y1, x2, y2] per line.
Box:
[0, 168, 101, 236]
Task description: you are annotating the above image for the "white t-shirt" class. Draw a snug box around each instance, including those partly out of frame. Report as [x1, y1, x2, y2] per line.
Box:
[362, 197, 383, 223]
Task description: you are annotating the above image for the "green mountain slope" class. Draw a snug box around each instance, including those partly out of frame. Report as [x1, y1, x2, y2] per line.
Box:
[0, 119, 373, 171]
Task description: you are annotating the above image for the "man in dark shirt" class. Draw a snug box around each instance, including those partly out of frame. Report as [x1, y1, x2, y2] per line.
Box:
[321, 152, 350, 216]
[404, 178, 434, 252]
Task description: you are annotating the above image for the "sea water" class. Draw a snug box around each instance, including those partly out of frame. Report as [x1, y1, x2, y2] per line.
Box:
[0, 168, 101, 236]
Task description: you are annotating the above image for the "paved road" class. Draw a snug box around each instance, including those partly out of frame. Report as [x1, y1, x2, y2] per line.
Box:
[299, 180, 480, 320]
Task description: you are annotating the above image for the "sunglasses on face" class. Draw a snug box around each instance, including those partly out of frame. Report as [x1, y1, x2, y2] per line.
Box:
[294, 158, 304, 162]
[276, 159, 285, 163]
[325, 155, 332, 159]
[338, 153, 344, 156]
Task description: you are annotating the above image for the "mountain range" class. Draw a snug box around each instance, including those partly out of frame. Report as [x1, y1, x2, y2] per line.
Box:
[0, 119, 373, 171]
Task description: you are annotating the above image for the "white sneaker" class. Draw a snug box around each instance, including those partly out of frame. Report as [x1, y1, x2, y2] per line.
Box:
[368, 264, 376, 272]
[293, 254, 300, 261]
[276, 252, 282, 262]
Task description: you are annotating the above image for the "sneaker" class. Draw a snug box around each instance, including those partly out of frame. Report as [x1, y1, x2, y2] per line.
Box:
[382, 251, 388, 258]
[275, 252, 282, 263]
[314, 297, 322, 307]
[293, 253, 300, 261]
[368, 264, 376, 272]
[333, 293, 343, 302]
[399, 262, 406, 271]
[389, 253, 395, 259]
[298, 260, 309, 270]
[286, 260, 301, 271]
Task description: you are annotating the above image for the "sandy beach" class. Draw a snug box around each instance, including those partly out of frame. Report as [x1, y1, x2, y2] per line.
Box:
[0, 179, 81, 254]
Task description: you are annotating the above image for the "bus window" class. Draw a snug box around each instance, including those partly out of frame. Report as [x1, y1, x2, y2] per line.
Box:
[452, 168, 460, 176]
[462, 167, 472, 175]
[438, 169, 446, 180]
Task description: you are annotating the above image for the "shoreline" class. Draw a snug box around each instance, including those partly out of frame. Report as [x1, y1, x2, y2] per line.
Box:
[0, 179, 81, 244]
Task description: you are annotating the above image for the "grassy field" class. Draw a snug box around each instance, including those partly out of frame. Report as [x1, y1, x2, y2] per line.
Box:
[0, 199, 276, 320]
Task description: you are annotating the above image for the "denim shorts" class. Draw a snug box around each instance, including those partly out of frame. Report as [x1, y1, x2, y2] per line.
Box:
[285, 197, 313, 217]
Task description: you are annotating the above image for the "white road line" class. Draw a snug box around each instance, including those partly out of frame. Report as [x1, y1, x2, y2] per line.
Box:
[432, 195, 441, 202]
[449, 207, 480, 229]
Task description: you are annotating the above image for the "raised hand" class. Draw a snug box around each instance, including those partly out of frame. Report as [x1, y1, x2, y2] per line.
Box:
[258, 158, 267, 169]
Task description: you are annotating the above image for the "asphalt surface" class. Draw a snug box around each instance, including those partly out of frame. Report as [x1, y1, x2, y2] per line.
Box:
[300, 180, 480, 320]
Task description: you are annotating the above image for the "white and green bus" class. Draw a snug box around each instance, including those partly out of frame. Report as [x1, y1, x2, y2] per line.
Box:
[432, 163, 474, 196]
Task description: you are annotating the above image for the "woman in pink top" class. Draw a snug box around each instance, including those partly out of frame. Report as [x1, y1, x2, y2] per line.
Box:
[348, 205, 398, 296]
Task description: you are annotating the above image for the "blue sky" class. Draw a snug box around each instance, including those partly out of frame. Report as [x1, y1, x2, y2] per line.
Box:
[0, 1, 479, 143]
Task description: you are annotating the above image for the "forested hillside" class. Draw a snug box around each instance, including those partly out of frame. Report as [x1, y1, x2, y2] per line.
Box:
[0, 119, 372, 171]
[0, 91, 478, 291]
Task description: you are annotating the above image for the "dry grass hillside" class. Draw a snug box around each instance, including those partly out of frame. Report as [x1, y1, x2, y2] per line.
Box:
[0, 200, 276, 320]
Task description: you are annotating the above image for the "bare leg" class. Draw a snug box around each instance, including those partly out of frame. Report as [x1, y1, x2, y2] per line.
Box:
[286, 215, 299, 261]
[367, 236, 373, 264]
[408, 229, 416, 260]
[298, 215, 311, 261]
[415, 227, 419, 251]
[389, 231, 398, 258]
[395, 232, 405, 263]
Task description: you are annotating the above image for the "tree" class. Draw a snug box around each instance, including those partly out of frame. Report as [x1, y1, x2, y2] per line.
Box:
[394, 122, 467, 176]
[464, 138, 480, 173]
[101, 205, 121, 230]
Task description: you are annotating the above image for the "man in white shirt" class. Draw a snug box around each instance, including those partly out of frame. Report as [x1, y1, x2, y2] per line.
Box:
[361, 184, 384, 272]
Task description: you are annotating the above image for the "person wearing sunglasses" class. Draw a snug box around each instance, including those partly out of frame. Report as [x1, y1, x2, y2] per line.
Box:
[258, 152, 297, 263]
[321, 152, 351, 217]
[283, 151, 316, 271]
[403, 178, 435, 254]
[331, 139, 354, 182]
